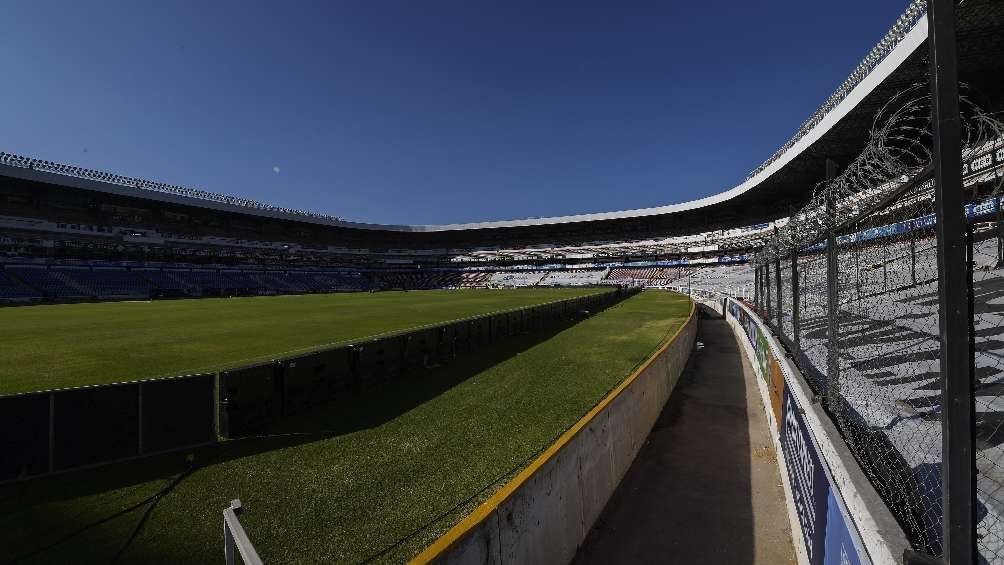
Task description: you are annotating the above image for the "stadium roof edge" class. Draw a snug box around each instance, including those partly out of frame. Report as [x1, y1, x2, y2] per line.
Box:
[0, 1, 929, 234]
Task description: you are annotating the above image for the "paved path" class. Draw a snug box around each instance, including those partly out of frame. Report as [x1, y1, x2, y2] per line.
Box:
[573, 311, 797, 565]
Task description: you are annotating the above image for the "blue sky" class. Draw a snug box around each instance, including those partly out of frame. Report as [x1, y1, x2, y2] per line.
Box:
[0, 1, 909, 225]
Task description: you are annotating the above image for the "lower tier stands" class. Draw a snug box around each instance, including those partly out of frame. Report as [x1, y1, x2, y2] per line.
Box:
[0, 270, 42, 301]
[369, 271, 491, 290]
[539, 269, 607, 286]
[0, 261, 752, 304]
[488, 271, 548, 288]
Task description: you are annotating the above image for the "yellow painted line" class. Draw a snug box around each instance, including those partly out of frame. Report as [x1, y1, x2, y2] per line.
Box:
[412, 295, 697, 564]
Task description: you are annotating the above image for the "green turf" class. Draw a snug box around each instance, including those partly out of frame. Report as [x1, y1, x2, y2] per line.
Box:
[0, 288, 601, 395]
[0, 290, 692, 564]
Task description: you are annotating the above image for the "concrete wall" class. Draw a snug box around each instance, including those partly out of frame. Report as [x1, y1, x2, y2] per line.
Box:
[415, 300, 698, 565]
[724, 298, 909, 565]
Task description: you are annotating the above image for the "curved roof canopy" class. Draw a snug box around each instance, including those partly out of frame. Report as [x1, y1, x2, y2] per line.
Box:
[2, 0, 1003, 249]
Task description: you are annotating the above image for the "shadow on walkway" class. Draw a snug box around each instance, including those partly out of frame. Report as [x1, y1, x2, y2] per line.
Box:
[573, 308, 796, 564]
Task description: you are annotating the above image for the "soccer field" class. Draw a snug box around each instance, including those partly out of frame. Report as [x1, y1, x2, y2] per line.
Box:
[0, 290, 692, 564]
[0, 288, 600, 395]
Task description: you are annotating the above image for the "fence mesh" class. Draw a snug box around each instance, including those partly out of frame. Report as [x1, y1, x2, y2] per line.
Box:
[968, 168, 1004, 561]
[780, 259, 794, 345]
[797, 248, 830, 395]
[755, 85, 1004, 559]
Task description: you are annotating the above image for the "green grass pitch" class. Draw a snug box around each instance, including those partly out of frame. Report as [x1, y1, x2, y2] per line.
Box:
[0, 290, 692, 564]
[0, 288, 600, 395]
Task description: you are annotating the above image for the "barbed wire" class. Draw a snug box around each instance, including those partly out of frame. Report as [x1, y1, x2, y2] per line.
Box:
[758, 84, 1004, 263]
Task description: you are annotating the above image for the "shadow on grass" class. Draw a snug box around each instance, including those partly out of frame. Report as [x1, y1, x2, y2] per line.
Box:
[0, 311, 608, 564]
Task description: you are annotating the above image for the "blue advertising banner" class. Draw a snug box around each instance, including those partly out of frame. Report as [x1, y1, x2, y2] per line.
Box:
[727, 299, 870, 565]
[781, 386, 830, 565]
[823, 489, 863, 565]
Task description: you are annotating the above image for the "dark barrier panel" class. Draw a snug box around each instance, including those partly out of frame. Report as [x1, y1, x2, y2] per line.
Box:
[354, 336, 405, 388]
[469, 317, 492, 350]
[219, 362, 281, 438]
[0, 393, 50, 481]
[434, 325, 455, 361]
[446, 320, 471, 356]
[491, 314, 510, 341]
[141, 374, 216, 453]
[53, 383, 140, 470]
[282, 347, 354, 415]
[531, 307, 544, 331]
[518, 308, 531, 333]
[508, 310, 524, 336]
[545, 303, 559, 323]
[403, 327, 441, 370]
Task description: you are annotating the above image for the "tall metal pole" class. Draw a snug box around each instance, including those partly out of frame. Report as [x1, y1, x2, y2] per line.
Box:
[929, 0, 976, 561]
[826, 159, 842, 415]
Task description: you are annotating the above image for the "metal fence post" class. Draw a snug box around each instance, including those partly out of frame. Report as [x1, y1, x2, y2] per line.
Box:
[48, 392, 55, 473]
[137, 382, 144, 455]
[854, 245, 862, 301]
[996, 198, 1003, 266]
[792, 248, 800, 352]
[765, 260, 772, 322]
[826, 159, 841, 414]
[912, 228, 919, 286]
[928, 0, 976, 561]
[775, 252, 783, 332]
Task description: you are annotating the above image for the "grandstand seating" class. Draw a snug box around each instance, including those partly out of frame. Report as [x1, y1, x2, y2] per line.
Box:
[488, 271, 548, 288]
[7, 266, 92, 298]
[605, 268, 662, 282]
[539, 269, 607, 286]
[0, 270, 42, 301]
[370, 271, 491, 290]
[136, 269, 193, 293]
[0, 259, 757, 304]
[56, 267, 153, 298]
[458, 272, 491, 288]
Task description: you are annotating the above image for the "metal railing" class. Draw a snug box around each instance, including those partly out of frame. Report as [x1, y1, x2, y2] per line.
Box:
[223, 499, 263, 565]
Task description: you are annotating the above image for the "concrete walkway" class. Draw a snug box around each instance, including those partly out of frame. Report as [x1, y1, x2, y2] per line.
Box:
[573, 310, 797, 565]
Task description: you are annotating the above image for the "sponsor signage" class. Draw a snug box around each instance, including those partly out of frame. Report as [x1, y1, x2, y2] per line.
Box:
[963, 142, 1004, 182]
[727, 299, 869, 565]
[782, 385, 830, 564]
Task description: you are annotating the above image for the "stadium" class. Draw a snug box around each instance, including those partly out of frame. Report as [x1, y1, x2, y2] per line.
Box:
[2, 0, 1004, 564]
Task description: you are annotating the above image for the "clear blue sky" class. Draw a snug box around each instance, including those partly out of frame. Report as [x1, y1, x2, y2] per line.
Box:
[0, 1, 909, 225]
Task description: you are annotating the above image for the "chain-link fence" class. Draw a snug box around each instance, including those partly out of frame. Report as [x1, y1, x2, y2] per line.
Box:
[754, 85, 1004, 560]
